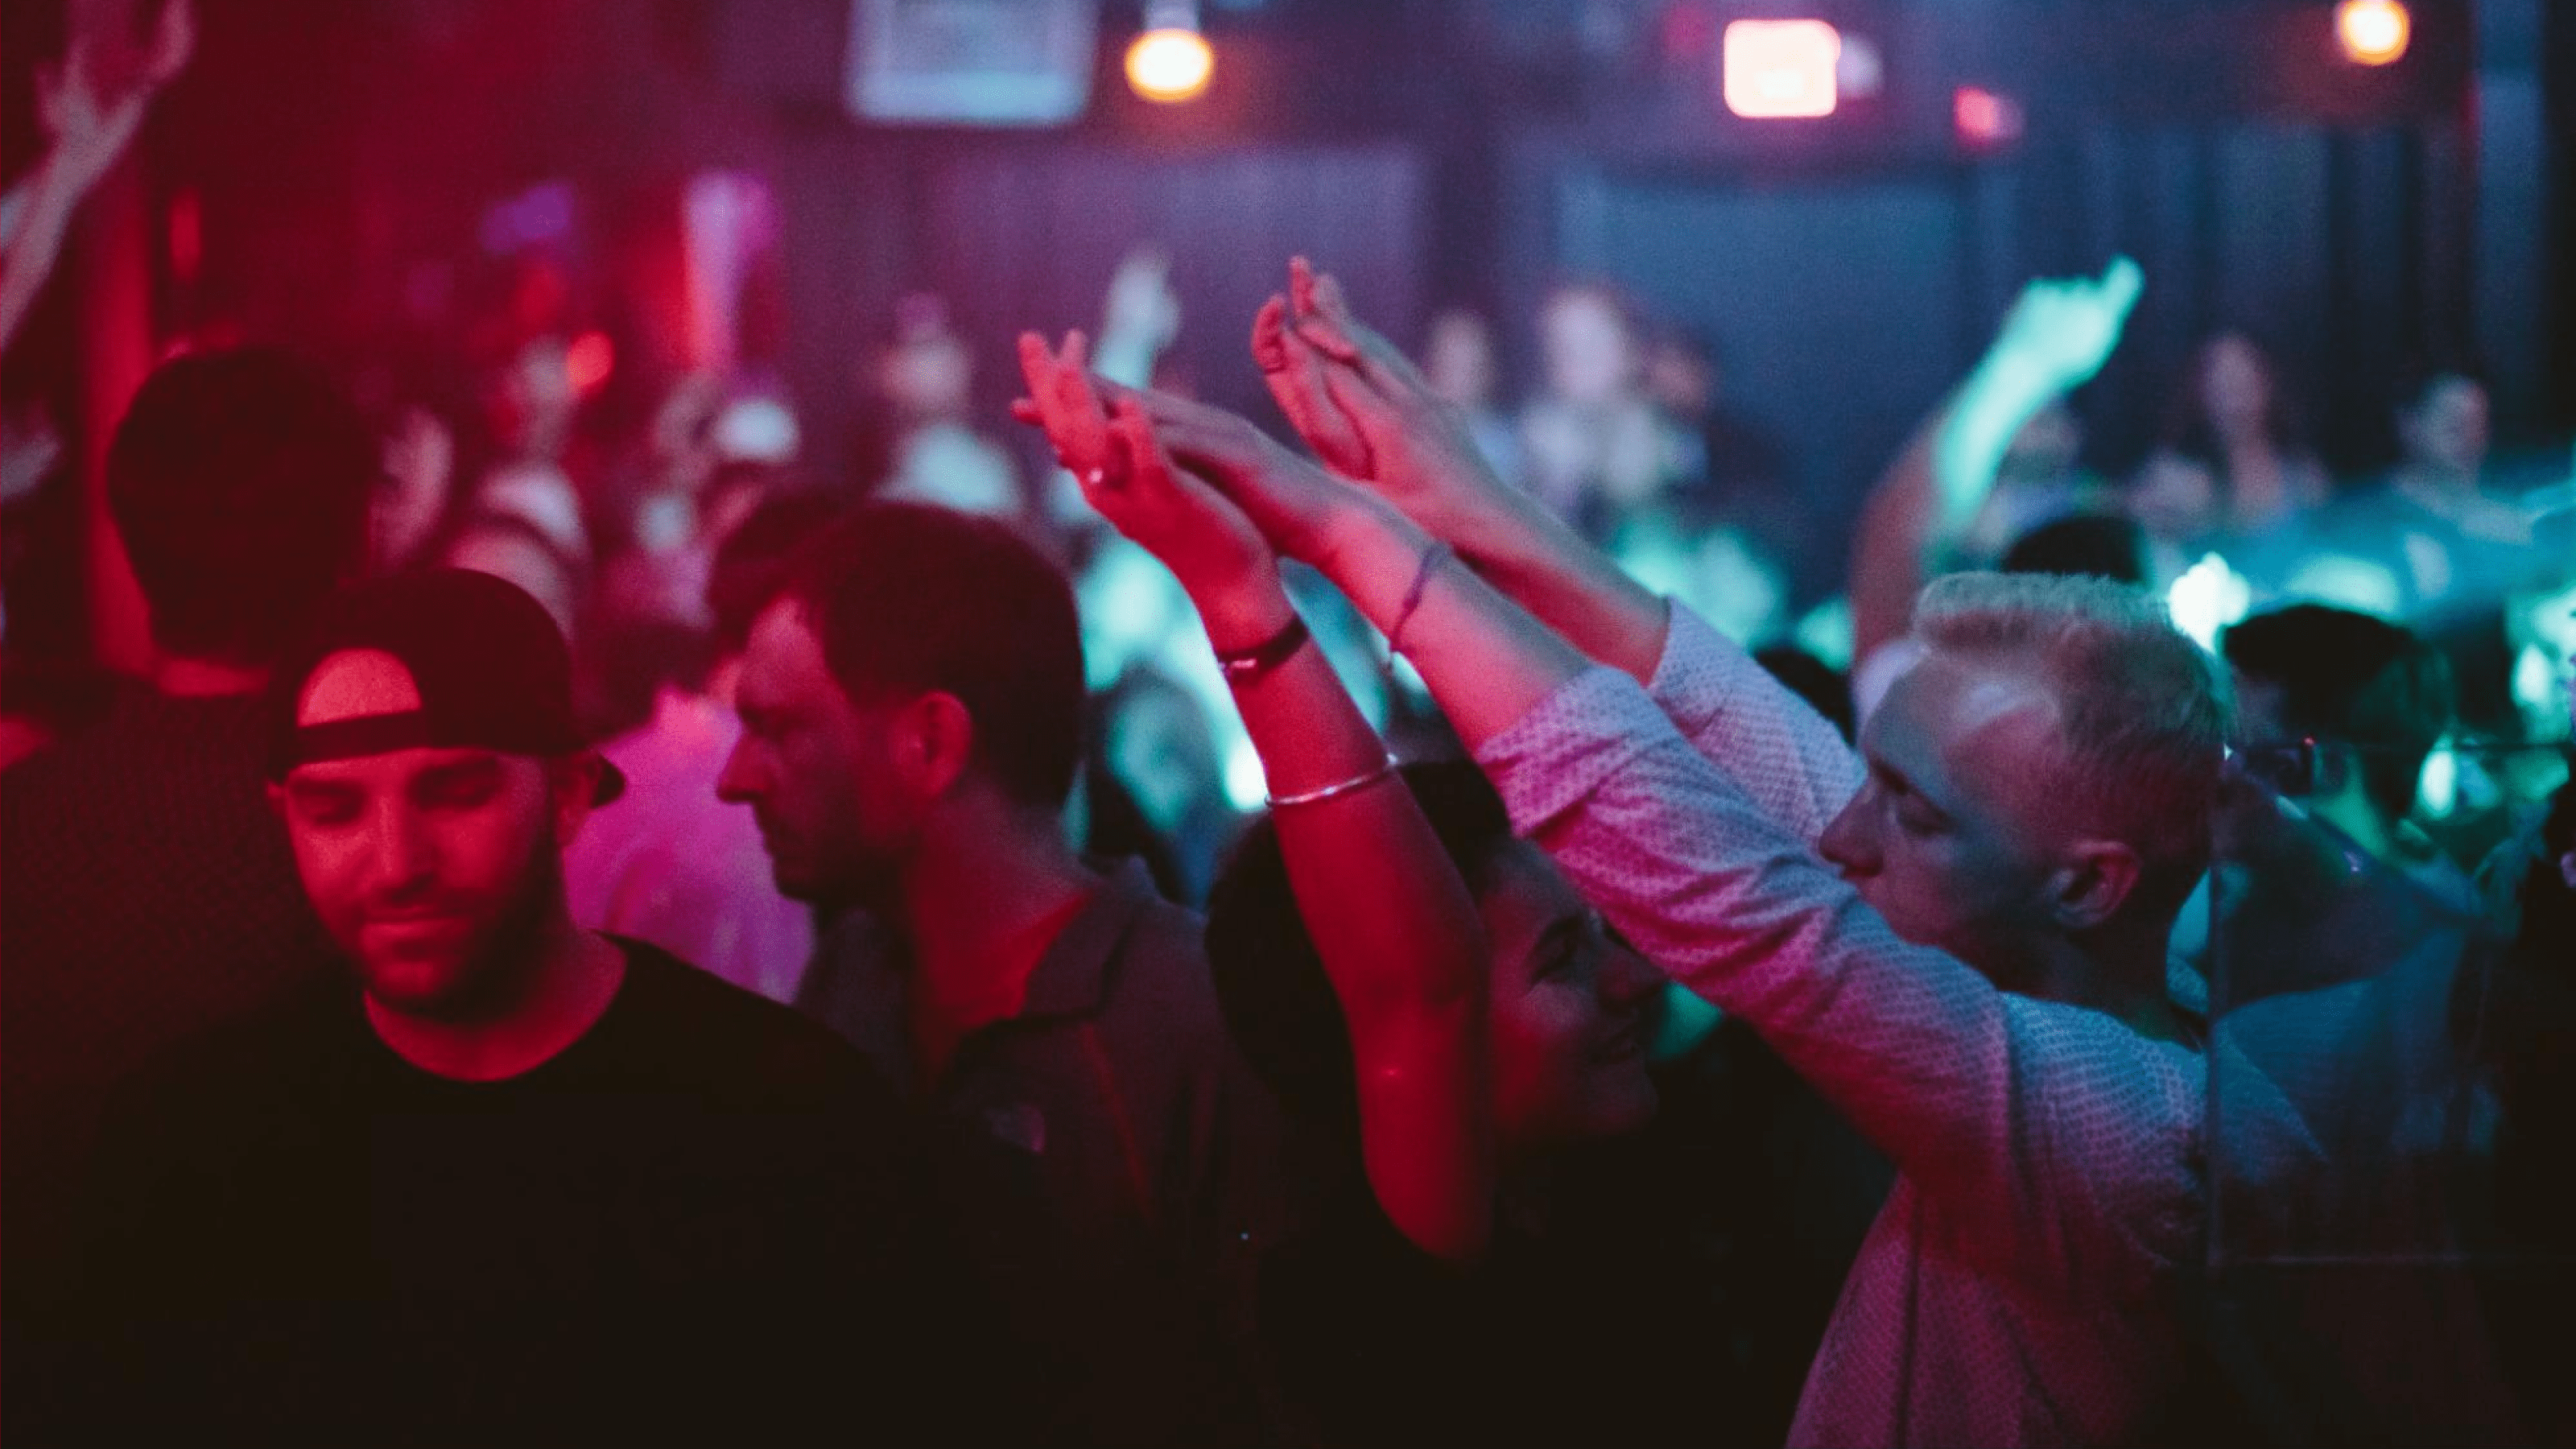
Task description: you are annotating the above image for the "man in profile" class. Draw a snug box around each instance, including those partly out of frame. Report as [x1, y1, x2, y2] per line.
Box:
[76, 569, 961, 1447]
[721, 503, 1285, 1444]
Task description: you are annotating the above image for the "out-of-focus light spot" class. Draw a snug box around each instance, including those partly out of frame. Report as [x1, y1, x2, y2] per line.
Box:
[564, 332, 614, 395]
[1796, 596, 1856, 671]
[1126, 28, 1212, 103]
[2417, 741, 2457, 818]
[1954, 87, 2024, 148]
[1834, 35, 1884, 99]
[2168, 551, 2252, 653]
[2336, 0, 2410, 65]
[167, 188, 203, 283]
[1723, 20, 1840, 119]
[2282, 553, 2405, 619]
[1224, 739, 1266, 811]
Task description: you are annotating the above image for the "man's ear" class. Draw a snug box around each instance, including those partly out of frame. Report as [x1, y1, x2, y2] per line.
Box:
[547, 753, 605, 847]
[2049, 839, 2143, 931]
[897, 691, 976, 803]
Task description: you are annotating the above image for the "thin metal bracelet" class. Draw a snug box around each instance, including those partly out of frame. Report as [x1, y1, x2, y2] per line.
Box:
[1265, 755, 1398, 809]
[1385, 541, 1454, 660]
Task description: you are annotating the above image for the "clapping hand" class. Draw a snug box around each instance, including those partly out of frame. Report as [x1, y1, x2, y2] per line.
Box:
[1255, 257, 1525, 548]
[1015, 331, 1288, 639]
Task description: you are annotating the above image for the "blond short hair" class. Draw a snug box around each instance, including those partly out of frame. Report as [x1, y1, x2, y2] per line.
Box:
[1913, 572, 2233, 916]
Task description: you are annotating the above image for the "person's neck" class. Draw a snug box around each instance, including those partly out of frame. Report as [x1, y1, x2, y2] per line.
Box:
[152, 654, 268, 697]
[2023, 930, 2189, 1044]
[364, 907, 628, 1082]
[895, 805, 1100, 1055]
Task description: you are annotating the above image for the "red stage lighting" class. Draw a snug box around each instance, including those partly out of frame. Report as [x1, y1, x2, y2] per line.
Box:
[1723, 20, 1841, 119]
[1953, 86, 2024, 148]
[565, 332, 615, 395]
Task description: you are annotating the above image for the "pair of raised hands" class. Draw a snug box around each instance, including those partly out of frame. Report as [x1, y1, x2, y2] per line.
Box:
[1013, 258, 1507, 627]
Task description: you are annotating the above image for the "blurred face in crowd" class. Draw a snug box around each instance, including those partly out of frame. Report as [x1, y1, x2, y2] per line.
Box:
[1424, 309, 1499, 412]
[2401, 374, 2490, 481]
[275, 651, 583, 1021]
[1104, 680, 1221, 837]
[1820, 650, 2075, 985]
[2199, 333, 2273, 440]
[1538, 287, 1637, 408]
[719, 600, 921, 912]
[1475, 840, 1663, 1156]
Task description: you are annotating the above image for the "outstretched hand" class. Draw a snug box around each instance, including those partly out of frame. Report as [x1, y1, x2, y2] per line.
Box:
[1014, 332, 1286, 634]
[37, 1, 193, 195]
[1254, 257, 1525, 548]
[1988, 254, 2142, 392]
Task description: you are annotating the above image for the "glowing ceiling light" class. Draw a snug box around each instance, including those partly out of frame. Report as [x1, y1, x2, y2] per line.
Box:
[2335, 0, 2410, 66]
[1723, 19, 1841, 119]
[1126, 2, 1212, 104]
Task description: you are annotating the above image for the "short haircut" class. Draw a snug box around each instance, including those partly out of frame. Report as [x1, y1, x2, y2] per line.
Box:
[782, 503, 1084, 808]
[708, 490, 847, 658]
[1206, 761, 1516, 1141]
[106, 347, 379, 665]
[2223, 604, 2456, 824]
[1913, 572, 2232, 919]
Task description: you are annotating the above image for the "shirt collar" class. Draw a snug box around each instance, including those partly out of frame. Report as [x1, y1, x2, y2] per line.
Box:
[1015, 858, 1160, 1022]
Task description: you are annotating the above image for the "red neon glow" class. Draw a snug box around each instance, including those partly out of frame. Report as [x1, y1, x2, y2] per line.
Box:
[565, 332, 614, 394]
[1953, 87, 2025, 147]
[1723, 20, 1841, 119]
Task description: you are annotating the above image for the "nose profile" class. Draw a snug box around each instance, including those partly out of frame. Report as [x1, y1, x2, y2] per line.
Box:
[1818, 794, 1877, 879]
[714, 737, 759, 804]
[369, 797, 437, 897]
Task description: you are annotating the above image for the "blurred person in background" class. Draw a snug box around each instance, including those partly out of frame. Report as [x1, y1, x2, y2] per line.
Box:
[563, 488, 839, 1004]
[2128, 332, 2329, 561]
[0, 0, 192, 355]
[860, 294, 1023, 517]
[1095, 664, 1241, 907]
[1516, 282, 1695, 543]
[1419, 307, 1520, 483]
[1848, 258, 2140, 718]
[2, 347, 375, 1443]
[2286, 365, 2543, 630]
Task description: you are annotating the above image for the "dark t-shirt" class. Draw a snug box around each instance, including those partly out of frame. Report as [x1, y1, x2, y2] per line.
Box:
[2, 687, 336, 1436]
[1257, 1022, 1893, 1449]
[72, 939, 968, 1448]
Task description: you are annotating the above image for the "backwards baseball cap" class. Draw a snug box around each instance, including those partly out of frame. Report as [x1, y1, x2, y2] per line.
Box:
[266, 567, 625, 804]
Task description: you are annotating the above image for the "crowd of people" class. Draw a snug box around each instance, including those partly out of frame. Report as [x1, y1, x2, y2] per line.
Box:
[4, 12, 2575, 1445]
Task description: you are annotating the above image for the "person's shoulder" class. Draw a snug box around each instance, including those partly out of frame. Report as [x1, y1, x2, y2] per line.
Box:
[609, 935, 890, 1105]
[102, 972, 357, 1135]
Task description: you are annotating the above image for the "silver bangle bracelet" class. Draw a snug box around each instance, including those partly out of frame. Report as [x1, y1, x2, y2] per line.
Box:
[1265, 756, 1398, 809]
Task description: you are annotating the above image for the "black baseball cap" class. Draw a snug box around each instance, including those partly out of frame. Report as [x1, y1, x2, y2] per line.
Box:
[265, 568, 625, 804]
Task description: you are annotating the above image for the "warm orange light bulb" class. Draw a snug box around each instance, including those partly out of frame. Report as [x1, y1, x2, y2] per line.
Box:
[2336, 0, 2409, 66]
[1125, 27, 1212, 103]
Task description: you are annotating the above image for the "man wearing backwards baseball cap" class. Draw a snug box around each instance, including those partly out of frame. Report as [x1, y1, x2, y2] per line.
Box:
[72, 569, 983, 1447]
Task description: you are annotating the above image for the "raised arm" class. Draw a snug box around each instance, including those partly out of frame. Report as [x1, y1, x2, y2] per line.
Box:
[1854, 258, 2143, 662]
[1253, 261, 1858, 840]
[1141, 412, 2194, 1220]
[1014, 332, 1497, 1263]
[0, 3, 192, 356]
